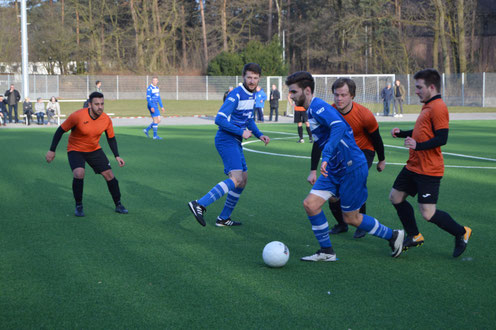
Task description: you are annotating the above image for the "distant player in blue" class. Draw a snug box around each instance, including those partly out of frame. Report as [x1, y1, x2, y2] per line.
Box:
[144, 77, 165, 140]
[188, 63, 270, 227]
[254, 86, 267, 122]
[285, 71, 404, 261]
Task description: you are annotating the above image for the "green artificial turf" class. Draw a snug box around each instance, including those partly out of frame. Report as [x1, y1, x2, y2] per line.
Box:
[0, 121, 495, 328]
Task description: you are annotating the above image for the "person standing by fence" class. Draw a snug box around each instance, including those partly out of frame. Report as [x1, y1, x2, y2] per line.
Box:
[4, 84, 20, 123]
[393, 80, 405, 117]
[144, 77, 165, 140]
[269, 84, 280, 122]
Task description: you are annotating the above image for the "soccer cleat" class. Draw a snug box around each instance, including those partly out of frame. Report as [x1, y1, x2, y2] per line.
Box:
[453, 226, 472, 258]
[143, 128, 150, 138]
[115, 203, 128, 214]
[329, 224, 348, 234]
[301, 249, 337, 262]
[75, 204, 85, 217]
[403, 233, 424, 251]
[215, 217, 242, 227]
[153, 136, 163, 140]
[353, 228, 367, 239]
[389, 229, 405, 258]
[188, 200, 206, 227]
[297, 139, 304, 143]
[309, 139, 314, 143]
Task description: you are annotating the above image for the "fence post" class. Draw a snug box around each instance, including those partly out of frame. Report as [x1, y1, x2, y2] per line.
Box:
[116, 75, 119, 100]
[33, 74, 36, 99]
[461, 72, 465, 106]
[57, 75, 59, 98]
[376, 76, 379, 103]
[362, 76, 365, 102]
[482, 72, 486, 108]
[176, 75, 179, 100]
[407, 73, 410, 105]
[442, 73, 445, 99]
[206, 75, 209, 100]
[86, 75, 89, 98]
[45, 75, 48, 99]
[325, 76, 328, 100]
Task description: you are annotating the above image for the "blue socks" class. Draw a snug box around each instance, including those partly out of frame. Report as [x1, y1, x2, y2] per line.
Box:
[145, 123, 153, 132]
[152, 123, 158, 137]
[219, 187, 244, 220]
[198, 179, 236, 208]
[358, 214, 393, 240]
[308, 211, 332, 248]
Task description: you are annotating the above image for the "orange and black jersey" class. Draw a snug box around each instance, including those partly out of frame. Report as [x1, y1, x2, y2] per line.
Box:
[50, 108, 119, 157]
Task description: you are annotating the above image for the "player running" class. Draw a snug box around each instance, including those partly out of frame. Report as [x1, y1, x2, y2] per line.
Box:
[390, 68, 472, 258]
[144, 77, 165, 140]
[286, 71, 404, 261]
[45, 92, 128, 217]
[309, 78, 386, 239]
[188, 63, 270, 227]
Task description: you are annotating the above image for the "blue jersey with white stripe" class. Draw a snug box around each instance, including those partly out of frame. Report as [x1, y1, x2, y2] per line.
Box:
[215, 84, 262, 141]
[147, 84, 163, 109]
[308, 97, 366, 176]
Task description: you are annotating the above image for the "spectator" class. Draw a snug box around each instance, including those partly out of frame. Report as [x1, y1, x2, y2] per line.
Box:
[223, 86, 234, 102]
[4, 84, 21, 123]
[23, 97, 34, 125]
[381, 83, 394, 116]
[393, 80, 406, 117]
[254, 86, 267, 122]
[34, 97, 46, 125]
[0, 95, 7, 126]
[269, 84, 280, 122]
[46, 96, 61, 125]
[95, 80, 103, 93]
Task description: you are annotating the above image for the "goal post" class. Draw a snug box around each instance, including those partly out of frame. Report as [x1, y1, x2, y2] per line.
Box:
[312, 74, 396, 116]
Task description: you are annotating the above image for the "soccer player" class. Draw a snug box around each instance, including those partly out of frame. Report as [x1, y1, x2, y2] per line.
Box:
[45, 92, 128, 217]
[144, 77, 165, 140]
[286, 71, 404, 261]
[188, 63, 270, 227]
[389, 68, 472, 258]
[310, 78, 386, 239]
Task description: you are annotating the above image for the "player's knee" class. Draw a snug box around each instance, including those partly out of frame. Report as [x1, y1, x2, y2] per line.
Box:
[389, 190, 402, 204]
[303, 197, 319, 214]
[73, 168, 85, 179]
[421, 208, 435, 221]
[101, 170, 115, 181]
[343, 212, 360, 226]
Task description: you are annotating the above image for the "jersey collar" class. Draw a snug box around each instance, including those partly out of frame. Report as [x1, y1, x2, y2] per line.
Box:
[424, 94, 442, 105]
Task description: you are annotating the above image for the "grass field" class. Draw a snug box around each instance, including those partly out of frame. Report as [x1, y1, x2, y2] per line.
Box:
[56, 99, 496, 118]
[1, 120, 495, 328]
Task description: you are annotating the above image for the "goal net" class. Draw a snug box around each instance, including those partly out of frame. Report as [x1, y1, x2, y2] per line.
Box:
[286, 74, 395, 116]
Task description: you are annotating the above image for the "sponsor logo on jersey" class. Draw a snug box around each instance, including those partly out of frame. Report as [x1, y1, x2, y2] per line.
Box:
[316, 107, 325, 114]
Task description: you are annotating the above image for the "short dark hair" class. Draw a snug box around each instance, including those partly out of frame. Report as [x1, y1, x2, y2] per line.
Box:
[243, 63, 262, 76]
[285, 71, 315, 94]
[95, 80, 101, 85]
[89, 91, 104, 102]
[414, 68, 441, 92]
[331, 78, 356, 98]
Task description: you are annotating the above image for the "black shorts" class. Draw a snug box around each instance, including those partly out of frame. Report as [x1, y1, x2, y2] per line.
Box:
[362, 149, 375, 169]
[294, 111, 308, 123]
[68, 149, 111, 174]
[392, 166, 442, 204]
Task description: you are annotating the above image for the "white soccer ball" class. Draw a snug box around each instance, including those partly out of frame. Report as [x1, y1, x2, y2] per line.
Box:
[262, 241, 290, 268]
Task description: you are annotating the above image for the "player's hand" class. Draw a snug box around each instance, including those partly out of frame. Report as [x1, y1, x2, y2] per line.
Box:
[161, 107, 165, 112]
[150, 107, 155, 112]
[307, 170, 317, 185]
[115, 156, 125, 167]
[404, 137, 417, 149]
[242, 130, 252, 140]
[260, 135, 270, 145]
[376, 160, 386, 172]
[320, 161, 328, 177]
[46, 151, 55, 163]
[391, 127, 400, 138]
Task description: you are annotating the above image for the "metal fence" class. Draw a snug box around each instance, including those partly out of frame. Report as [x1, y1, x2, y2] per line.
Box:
[0, 73, 495, 107]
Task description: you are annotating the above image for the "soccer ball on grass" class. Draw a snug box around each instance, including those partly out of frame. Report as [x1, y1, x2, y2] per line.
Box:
[262, 241, 290, 268]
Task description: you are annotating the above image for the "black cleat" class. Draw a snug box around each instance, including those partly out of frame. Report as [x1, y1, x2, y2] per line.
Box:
[215, 217, 242, 227]
[353, 228, 367, 239]
[403, 233, 424, 251]
[329, 224, 348, 234]
[75, 204, 85, 217]
[115, 203, 128, 214]
[389, 230, 405, 258]
[453, 226, 472, 258]
[188, 200, 206, 226]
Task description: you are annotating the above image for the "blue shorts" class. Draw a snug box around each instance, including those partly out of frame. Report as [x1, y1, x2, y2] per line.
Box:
[148, 104, 161, 117]
[311, 163, 368, 212]
[215, 133, 247, 175]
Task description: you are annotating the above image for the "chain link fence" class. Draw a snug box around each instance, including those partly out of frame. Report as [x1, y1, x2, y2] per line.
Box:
[0, 73, 495, 107]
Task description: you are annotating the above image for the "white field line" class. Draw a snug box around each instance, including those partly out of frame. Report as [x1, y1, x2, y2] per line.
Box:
[242, 132, 496, 169]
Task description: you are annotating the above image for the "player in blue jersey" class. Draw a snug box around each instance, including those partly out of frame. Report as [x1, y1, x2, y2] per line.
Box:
[144, 77, 165, 140]
[188, 63, 270, 227]
[285, 71, 404, 261]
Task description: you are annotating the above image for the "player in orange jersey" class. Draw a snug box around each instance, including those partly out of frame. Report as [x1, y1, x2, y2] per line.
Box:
[45, 92, 128, 217]
[390, 69, 472, 257]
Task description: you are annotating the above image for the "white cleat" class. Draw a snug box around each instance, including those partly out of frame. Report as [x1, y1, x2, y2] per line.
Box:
[301, 249, 337, 262]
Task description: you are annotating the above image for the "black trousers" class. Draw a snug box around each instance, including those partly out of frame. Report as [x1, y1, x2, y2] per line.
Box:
[8, 104, 18, 123]
[269, 106, 278, 121]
